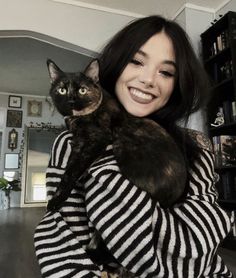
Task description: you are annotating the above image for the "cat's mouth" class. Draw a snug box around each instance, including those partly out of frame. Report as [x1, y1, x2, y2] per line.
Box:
[72, 94, 103, 116]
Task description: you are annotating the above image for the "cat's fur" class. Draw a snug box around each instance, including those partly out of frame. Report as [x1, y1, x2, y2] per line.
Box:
[46, 59, 187, 272]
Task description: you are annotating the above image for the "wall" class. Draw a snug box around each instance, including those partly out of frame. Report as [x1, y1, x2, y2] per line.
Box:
[0, 0, 135, 53]
[0, 92, 64, 208]
[216, 0, 236, 17]
[0, 2, 235, 208]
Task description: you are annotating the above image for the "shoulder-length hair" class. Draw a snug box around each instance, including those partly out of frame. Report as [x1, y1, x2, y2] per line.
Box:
[98, 15, 210, 126]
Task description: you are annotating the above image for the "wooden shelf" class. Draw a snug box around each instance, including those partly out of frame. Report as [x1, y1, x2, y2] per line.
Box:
[204, 47, 230, 64]
[201, 12, 236, 251]
[209, 122, 236, 135]
[211, 77, 233, 90]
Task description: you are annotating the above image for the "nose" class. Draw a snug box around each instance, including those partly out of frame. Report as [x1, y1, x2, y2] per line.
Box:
[138, 67, 156, 88]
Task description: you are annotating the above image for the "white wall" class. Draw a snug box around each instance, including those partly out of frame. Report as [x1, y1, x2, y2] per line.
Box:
[0, 0, 135, 53]
[216, 0, 236, 17]
[1, 1, 235, 207]
[0, 92, 64, 208]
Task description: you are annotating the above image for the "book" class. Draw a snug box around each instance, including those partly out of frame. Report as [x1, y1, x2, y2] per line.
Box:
[220, 135, 236, 166]
[232, 101, 236, 122]
[223, 101, 233, 124]
[219, 171, 236, 201]
[212, 135, 236, 167]
[212, 136, 221, 167]
[221, 171, 235, 200]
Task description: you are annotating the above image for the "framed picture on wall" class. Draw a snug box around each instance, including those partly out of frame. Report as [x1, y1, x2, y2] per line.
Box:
[27, 100, 42, 117]
[4, 153, 19, 169]
[6, 110, 23, 128]
[8, 95, 22, 108]
[8, 128, 18, 151]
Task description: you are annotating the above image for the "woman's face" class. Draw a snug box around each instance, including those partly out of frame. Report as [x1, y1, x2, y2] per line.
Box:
[115, 31, 176, 117]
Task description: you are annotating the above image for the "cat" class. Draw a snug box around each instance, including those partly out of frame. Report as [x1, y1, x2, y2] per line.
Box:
[46, 58, 187, 271]
[47, 59, 187, 209]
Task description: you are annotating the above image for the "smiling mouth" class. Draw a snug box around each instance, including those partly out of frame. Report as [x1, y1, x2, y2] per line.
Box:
[129, 88, 155, 104]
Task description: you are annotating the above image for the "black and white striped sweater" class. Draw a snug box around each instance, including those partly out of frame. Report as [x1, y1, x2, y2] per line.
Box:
[34, 130, 234, 277]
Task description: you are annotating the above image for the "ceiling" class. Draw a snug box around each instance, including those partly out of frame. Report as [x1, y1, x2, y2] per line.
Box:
[0, 0, 228, 97]
[71, 0, 224, 17]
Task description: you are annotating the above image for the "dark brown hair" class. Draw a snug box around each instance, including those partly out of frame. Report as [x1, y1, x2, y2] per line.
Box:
[98, 15, 210, 165]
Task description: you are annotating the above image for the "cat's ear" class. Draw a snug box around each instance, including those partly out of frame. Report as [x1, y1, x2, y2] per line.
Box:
[84, 59, 99, 83]
[47, 59, 62, 83]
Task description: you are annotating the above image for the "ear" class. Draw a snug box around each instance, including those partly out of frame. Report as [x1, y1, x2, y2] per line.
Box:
[84, 59, 99, 83]
[47, 59, 62, 83]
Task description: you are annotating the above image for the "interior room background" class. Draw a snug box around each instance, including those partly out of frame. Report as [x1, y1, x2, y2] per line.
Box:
[0, 0, 235, 208]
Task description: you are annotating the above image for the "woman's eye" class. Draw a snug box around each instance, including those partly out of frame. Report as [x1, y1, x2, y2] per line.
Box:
[58, 88, 67, 95]
[79, 87, 88, 95]
[130, 59, 143, 66]
[159, 71, 175, 78]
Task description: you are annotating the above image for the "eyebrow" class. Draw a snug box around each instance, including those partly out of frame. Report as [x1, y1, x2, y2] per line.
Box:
[136, 50, 177, 69]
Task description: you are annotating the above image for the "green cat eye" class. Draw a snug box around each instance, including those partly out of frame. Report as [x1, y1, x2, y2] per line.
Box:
[58, 88, 67, 95]
[79, 87, 88, 95]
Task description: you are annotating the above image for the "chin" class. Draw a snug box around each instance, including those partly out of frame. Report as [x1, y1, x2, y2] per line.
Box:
[126, 108, 150, 118]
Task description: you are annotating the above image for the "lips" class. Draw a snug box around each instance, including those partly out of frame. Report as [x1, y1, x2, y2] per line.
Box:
[129, 87, 155, 104]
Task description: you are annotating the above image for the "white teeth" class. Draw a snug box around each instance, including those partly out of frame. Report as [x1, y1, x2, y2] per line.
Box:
[131, 88, 153, 100]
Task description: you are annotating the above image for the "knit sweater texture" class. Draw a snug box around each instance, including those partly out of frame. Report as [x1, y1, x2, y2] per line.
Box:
[34, 130, 234, 277]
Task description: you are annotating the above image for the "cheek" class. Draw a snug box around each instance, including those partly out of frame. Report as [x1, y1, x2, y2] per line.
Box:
[161, 79, 175, 100]
[115, 76, 126, 98]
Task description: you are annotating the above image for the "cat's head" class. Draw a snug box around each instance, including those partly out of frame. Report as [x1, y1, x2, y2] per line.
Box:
[47, 59, 102, 116]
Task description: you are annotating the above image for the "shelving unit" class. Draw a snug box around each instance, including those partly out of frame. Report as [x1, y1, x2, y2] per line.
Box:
[201, 11, 236, 248]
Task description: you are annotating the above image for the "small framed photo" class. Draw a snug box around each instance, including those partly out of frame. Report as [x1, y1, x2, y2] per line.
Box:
[4, 153, 19, 169]
[8, 95, 22, 108]
[27, 100, 42, 117]
[6, 110, 23, 128]
[8, 128, 18, 151]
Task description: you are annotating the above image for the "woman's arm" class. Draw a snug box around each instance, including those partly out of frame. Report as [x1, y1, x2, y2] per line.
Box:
[84, 144, 233, 277]
[46, 130, 73, 200]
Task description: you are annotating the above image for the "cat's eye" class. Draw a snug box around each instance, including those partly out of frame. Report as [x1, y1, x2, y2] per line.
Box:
[58, 88, 67, 95]
[79, 87, 88, 95]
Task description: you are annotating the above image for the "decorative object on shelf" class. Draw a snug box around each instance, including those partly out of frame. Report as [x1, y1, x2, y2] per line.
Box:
[27, 100, 42, 117]
[8, 95, 22, 108]
[8, 128, 18, 151]
[4, 153, 19, 169]
[211, 107, 224, 127]
[29, 121, 64, 134]
[6, 110, 23, 128]
[0, 177, 21, 210]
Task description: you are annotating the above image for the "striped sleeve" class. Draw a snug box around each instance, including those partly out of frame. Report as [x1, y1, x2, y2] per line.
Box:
[46, 130, 73, 200]
[84, 146, 233, 277]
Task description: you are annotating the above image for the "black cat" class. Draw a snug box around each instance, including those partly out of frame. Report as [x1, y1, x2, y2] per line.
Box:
[46, 59, 187, 270]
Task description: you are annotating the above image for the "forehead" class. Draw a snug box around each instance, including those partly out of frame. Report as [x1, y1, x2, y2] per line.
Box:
[138, 32, 175, 62]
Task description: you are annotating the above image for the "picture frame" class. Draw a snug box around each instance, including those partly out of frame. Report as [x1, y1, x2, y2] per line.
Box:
[27, 100, 42, 117]
[8, 128, 18, 151]
[4, 153, 19, 169]
[6, 110, 23, 128]
[8, 95, 22, 108]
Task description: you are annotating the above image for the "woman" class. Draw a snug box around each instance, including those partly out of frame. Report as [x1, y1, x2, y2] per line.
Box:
[34, 15, 234, 277]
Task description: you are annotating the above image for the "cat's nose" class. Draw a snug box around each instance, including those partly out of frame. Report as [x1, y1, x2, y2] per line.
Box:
[68, 100, 75, 108]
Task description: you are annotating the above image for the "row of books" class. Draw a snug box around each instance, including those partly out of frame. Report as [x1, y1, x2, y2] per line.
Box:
[209, 29, 229, 58]
[222, 101, 236, 124]
[212, 135, 236, 167]
[211, 60, 233, 82]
